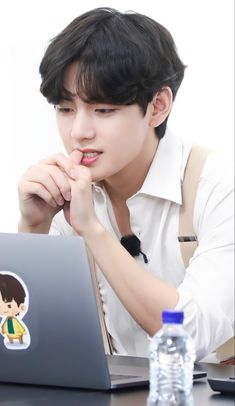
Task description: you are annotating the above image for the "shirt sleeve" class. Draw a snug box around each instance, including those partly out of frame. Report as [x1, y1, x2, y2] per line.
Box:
[175, 151, 234, 360]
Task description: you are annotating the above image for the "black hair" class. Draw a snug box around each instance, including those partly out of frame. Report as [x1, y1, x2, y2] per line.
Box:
[39, 7, 186, 139]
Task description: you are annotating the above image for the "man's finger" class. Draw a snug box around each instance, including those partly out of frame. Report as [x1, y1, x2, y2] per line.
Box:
[40, 153, 74, 176]
[70, 150, 83, 164]
[69, 165, 91, 182]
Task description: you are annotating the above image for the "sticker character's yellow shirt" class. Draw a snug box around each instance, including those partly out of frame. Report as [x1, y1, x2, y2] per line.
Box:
[2, 317, 26, 336]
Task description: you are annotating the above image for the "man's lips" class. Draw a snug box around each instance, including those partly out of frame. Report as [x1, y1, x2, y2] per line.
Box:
[80, 150, 102, 165]
[70, 149, 102, 166]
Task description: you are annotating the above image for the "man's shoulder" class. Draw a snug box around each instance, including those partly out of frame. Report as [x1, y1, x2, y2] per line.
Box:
[200, 149, 234, 187]
[194, 147, 234, 220]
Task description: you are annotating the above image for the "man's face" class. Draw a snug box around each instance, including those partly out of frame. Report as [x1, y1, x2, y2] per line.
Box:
[0, 291, 25, 318]
[55, 63, 158, 183]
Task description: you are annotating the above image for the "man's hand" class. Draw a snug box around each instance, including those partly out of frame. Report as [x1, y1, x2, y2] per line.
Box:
[18, 149, 101, 235]
[18, 152, 81, 233]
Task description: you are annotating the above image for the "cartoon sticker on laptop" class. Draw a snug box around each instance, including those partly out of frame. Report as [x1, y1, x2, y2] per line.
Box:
[0, 271, 31, 350]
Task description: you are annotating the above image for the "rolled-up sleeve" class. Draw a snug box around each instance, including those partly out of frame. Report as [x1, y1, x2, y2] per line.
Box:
[175, 152, 234, 360]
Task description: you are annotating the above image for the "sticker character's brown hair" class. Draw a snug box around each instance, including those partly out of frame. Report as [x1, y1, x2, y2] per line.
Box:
[0, 274, 26, 306]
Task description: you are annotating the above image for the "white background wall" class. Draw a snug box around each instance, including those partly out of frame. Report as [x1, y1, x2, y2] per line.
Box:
[0, 0, 234, 232]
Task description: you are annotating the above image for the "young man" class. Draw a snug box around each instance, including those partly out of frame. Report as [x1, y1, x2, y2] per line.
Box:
[18, 8, 234, 360]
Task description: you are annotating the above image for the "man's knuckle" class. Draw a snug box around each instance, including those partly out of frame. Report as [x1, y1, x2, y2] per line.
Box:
[33, 183, 42, 193]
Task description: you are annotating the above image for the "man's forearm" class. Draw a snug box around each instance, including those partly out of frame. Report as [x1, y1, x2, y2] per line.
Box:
[82, 222, 179, 336]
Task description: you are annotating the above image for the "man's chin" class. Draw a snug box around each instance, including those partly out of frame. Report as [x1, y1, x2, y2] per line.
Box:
[90, 171, 106, 184]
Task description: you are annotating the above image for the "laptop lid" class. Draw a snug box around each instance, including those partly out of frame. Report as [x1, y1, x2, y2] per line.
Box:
[0, 232, 112, 389]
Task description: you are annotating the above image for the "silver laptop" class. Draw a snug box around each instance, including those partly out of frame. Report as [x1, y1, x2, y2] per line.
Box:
[0, 233, 206, 390]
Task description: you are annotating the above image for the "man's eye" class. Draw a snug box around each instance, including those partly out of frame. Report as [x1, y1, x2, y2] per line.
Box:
[95, 109, 116, 114]
[7, 304, 12, 309]
[55, 106, 73, 113]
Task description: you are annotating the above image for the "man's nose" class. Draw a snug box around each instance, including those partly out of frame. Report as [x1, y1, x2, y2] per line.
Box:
[70, 110, 95, 141]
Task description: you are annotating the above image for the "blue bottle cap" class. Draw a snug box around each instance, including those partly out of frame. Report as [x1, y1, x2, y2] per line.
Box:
[162, 310, 184, 324]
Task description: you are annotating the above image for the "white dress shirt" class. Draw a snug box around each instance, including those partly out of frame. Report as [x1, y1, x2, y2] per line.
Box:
[50, 130, 234, 360]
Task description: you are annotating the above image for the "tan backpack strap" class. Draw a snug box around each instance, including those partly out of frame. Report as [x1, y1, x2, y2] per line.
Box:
[179, 145, 211, 268]
[86, 246, 114, 355]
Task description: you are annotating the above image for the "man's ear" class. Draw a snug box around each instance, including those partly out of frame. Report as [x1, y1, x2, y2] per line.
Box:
[149, 87, 173, 128]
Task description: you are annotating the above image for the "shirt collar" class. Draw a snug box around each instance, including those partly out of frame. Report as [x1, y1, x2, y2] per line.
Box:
[138, 130, 191, 204]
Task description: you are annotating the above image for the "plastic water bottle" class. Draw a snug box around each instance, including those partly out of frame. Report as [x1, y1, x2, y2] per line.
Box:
[147, 310, 196, 405]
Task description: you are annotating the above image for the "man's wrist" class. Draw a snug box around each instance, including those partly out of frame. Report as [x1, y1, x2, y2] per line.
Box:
[79, 219, 105, 241]
[18, 218, 51, 234]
